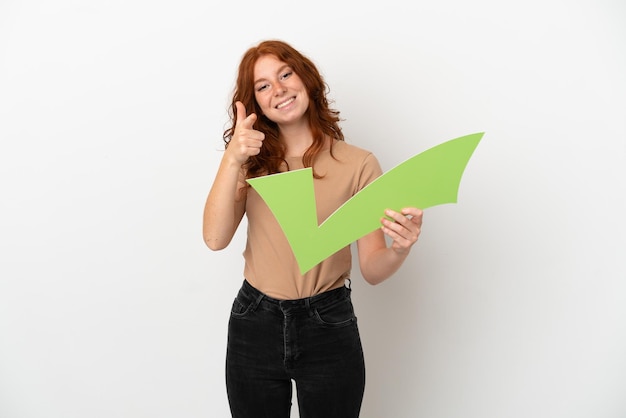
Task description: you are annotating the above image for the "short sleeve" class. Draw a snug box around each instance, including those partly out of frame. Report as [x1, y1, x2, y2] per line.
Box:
[356, 152, 383, 192]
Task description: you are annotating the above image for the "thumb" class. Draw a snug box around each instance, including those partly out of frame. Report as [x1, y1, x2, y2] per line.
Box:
[235, 101, 256, 128]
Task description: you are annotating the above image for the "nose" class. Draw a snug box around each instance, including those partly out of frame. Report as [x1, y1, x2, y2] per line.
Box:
[273, 83, 287, 96]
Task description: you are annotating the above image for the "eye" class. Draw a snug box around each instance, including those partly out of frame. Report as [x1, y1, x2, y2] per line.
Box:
[256, 84, 269, 92]
[280, 71, 292, 80]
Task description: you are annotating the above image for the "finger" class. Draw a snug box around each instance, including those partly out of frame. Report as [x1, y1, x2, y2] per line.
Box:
[384, 208, 422, 232]
[245, 130, 265, 142]
[234, 101, 247, 126]
[401, 208, 423, 227]
[380, 216, 408, 236]
[381, 223, 414, 250]
[401, 207, 423, 219]
[381, 209, 421, 240]
[245, 138, 264, 151]
[235, 101, 257, 130]
[384, 209, 409, 225]
[240, 133, 265, 157]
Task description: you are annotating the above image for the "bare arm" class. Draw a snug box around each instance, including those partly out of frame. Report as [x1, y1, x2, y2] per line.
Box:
[202, 157, 247, 250]
[356, 208, 423, 285]
[202, 102, 265, 250]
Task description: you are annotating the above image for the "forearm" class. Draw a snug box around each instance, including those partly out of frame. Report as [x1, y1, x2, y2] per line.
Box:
[357, 208, 423, 285]
[202, 155, 246, 250]
[359, 246, 410, 285]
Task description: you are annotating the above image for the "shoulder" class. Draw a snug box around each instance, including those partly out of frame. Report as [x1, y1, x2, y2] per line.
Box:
[330, 140, 379, 167]
[324, 140, 382, 188]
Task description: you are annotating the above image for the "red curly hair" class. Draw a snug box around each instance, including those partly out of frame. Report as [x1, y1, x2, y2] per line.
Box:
[223, 40, 344, 179]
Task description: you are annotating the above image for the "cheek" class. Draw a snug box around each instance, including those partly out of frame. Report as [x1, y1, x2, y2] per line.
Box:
[297, 86, 310, 103]
[255, 93, 271, 112]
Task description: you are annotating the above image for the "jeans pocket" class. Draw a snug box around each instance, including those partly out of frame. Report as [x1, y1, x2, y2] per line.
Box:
[313, 297, 357, 327]
[230, 297, 253, 318]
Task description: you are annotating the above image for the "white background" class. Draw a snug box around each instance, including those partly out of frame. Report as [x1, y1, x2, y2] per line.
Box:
[1, 0, 625, 417]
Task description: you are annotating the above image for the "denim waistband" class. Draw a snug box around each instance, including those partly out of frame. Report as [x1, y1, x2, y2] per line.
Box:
[239, 279, 351, 314]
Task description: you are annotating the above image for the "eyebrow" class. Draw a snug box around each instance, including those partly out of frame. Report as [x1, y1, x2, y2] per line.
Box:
[254, 64, 291, 85]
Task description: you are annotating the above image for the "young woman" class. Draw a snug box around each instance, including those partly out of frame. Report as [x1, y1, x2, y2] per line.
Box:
[203, 39, 423, 418]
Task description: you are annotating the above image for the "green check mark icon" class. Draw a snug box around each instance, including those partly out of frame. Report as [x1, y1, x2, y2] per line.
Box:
[247, 132, 483, 274]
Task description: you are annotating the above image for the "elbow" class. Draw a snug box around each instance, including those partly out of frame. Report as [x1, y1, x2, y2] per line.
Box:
[359, 265, 386, 286]
[359, 261, 394, 286]
[205, 241, 225, 251]
[203, 235, 229, 251]
[202, 223, 233, 251]
[362, 274, 387, 286]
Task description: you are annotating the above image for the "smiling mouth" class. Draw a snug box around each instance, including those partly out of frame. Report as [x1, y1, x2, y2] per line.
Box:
[276, 97, 295, 109]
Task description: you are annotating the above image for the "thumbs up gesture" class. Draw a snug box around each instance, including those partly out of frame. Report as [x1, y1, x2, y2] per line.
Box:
[226, 101, 265, 164]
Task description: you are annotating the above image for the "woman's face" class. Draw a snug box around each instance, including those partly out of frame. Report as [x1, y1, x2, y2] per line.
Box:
[253, 54, 309, 127]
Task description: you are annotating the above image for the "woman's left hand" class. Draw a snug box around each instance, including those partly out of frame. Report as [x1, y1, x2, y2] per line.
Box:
[380, 208, 423, 254]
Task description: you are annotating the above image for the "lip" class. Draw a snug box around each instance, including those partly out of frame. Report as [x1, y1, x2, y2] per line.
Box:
[275, 96, 296, 109]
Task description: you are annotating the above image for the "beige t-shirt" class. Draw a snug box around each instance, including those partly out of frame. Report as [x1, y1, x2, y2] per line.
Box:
[242, 140, 383, 300]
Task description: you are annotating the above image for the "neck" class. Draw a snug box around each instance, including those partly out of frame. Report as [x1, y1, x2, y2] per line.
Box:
[279, 121, 314, 158]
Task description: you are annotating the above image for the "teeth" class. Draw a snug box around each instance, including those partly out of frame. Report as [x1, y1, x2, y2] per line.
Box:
[276, 97, 295, 109]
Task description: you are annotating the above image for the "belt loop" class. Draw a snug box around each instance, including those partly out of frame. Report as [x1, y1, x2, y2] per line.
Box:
[305, 296, 314, 317]
[345, 278, 352, 290]
[251, 293, 264, 312]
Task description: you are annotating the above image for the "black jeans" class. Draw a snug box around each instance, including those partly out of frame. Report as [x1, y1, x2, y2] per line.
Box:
[226, 279, 366, 418]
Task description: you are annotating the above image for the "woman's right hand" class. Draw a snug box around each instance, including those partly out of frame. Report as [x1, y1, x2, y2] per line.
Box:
[203, 100, 259, 250]
[226, 101, 265, 164]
